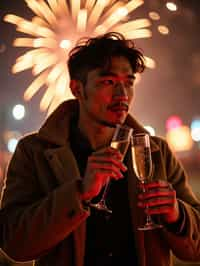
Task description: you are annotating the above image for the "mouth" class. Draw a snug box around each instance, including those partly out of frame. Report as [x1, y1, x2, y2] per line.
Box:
[108, 102, 129, 112]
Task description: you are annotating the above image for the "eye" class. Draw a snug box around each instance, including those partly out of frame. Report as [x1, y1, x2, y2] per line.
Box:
[101, 78, 115, 86]
[125, 79, 134, 87]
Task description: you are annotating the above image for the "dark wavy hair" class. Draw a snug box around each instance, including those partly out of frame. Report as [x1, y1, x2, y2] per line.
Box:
[68, 32, 145, 86]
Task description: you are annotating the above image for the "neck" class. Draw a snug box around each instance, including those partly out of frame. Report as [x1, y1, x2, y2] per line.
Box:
[78, 119, 115, 150]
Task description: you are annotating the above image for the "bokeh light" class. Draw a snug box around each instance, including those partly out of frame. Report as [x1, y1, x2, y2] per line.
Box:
[60, 39, 72, 49]
[166, 2, 178, 12]
[148, 11, 160, 21]
[166, 115, 182, 131]
[166, 126, 193, 152]
[144, 125, 156, 136]
[158, 25, 170, 35]
[0, 43, 7, 53]
[12, 104, 26, 120]
[191, 119, 200, 142]
[7, 138, 18, 153]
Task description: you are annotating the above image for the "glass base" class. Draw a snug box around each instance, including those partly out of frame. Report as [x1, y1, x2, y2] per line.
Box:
[89, 201, 112, 214]
[138, 222, 163, 231]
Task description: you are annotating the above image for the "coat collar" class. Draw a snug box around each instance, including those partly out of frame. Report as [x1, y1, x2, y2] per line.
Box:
[38, 99, 79, 146]
[38, 99, 159, 152]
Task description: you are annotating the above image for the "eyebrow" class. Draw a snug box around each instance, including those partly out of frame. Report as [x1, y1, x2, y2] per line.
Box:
[99, 70, 136, 80]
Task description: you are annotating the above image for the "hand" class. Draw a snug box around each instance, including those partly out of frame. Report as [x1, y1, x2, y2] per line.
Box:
[81, 147, 127, 201]
[138, 180, 180, 224]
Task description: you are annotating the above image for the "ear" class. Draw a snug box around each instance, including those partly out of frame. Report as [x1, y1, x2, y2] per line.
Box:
[70, 79, 84, 99]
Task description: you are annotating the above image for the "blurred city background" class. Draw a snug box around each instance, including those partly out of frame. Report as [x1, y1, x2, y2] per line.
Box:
[0, 0, 200, 265]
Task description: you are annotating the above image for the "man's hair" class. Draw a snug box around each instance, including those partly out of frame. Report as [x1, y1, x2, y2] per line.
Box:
[68, 32, 145, 86]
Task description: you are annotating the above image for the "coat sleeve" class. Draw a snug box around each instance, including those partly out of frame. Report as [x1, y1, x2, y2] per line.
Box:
[0, 138, 89, 262]
[160, 139, 200, 261]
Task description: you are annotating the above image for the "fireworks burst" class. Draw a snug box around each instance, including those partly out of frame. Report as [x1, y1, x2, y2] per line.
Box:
[4, 0, 154, 114]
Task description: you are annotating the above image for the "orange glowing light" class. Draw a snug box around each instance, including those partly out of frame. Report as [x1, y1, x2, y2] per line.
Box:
[149, 12, 160, 21]
[166, 126, 193, 152]
[166, 2, 178, 12]
[77, 9, 88, 32]
[144, 56, 156, 69]
[59, 39, 72, 49]
[158, 25, 169, 35]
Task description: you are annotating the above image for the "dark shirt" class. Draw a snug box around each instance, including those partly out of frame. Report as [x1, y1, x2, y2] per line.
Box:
[69, 123, 138, 266]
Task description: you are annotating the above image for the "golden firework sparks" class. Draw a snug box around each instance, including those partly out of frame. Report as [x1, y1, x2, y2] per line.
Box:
[4, 0, 154, 114]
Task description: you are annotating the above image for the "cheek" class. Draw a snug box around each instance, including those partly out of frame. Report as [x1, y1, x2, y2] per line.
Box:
[128, 93, 135, 110]
[86, 89, 111, 112]
[128, 88, 134, 101]
[94, 87, 113, 103]
[129, 93, 134, 103]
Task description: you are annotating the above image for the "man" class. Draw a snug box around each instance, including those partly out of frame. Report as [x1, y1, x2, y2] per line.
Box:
[1, 32, 200, 266]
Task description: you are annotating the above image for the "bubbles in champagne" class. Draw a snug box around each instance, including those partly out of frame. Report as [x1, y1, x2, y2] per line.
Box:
[132, 146, 152, 182]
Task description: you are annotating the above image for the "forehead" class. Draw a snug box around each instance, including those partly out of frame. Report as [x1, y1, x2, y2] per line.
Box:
[88, 56, 133, 78]
[107, 56, 133, 74]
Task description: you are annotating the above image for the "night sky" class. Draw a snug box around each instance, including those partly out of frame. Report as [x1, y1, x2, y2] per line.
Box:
[0, 0, 200, 136]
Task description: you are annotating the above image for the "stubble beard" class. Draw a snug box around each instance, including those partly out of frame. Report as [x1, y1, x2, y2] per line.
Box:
[80, 98, 117, 129]
[80, 87, 117, 128]
[81, 86, 127, 128]
[84, 104, 117, 128]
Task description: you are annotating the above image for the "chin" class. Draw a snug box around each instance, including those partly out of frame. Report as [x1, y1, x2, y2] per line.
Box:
[97, 112, 127, 127]
[114, 114, 127, 124]
[108, 118, 126, 127]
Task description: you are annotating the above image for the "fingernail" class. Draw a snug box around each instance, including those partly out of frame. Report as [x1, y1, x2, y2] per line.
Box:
[116, 172, 123, 178]
[122, 165, 127, 171]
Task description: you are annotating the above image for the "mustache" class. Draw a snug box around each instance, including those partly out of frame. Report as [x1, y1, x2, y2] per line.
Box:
[108, 101, 129, 110]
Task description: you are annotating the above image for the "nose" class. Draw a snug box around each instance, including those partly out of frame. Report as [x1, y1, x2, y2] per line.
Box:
[113, 81, 128, 100]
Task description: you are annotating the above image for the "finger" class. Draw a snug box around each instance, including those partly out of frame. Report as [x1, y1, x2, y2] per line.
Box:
[93, 147, 123, 160]
[89, 156, 127, 172]
[141, 180, 172, 190]
[144, 205, 175, 215]
[83, 168, 122, 195]
[138, 196, 175, 208]
[91, 163, 124, 179]
[138, 189, 175, 200]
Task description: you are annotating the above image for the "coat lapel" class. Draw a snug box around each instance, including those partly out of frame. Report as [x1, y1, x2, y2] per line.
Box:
[44, 144, 80, 185]
[45, 145, 87, 266]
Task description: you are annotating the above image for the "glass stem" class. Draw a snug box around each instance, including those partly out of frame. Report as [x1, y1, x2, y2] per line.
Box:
[100, 178, 111, 203]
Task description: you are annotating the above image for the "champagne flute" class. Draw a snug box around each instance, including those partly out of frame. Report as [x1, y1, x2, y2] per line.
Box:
[131, 133, 163, 230]
[90, 124, 133, 214]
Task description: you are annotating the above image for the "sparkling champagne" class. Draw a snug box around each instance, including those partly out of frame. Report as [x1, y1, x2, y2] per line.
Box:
[131, 146, 152, 182]
[89, 124, 133, 214]
[131, 133, 162, 230]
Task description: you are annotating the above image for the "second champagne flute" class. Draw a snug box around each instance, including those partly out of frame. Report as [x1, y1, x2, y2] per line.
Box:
[131, 133, 163, 230]
[90, 124, 133, 213]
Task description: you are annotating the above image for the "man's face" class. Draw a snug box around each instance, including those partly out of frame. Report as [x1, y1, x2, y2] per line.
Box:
[78, 56, 136, 127]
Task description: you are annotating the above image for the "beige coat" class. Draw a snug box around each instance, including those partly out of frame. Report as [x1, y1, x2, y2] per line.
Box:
[1, 100, 200, 266]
